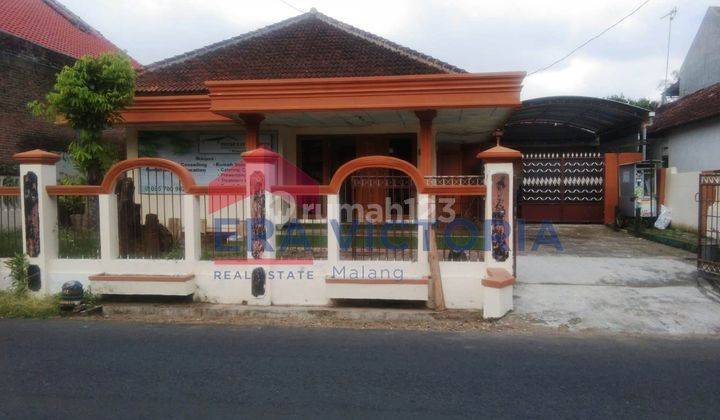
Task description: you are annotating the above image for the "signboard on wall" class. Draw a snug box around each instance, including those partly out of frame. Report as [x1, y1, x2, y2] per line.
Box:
[138, 131, 276, 193]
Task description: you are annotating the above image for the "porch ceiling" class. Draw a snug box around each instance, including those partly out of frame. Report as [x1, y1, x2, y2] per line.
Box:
[262, 107, 513, 134]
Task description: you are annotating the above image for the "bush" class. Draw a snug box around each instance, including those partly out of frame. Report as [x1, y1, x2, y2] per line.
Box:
[5, 253, 29, 296]
[0, 292, 60, 318]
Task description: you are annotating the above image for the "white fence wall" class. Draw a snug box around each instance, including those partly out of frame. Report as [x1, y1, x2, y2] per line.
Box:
[664, 168, 700, 232]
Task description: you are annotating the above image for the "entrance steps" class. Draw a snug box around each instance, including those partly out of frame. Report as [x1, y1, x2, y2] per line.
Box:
[89, 273, 196, 296]
[325, 277, 429, 301]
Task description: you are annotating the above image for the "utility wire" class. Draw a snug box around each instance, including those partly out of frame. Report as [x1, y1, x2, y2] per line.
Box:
[278, 0, 306, 13]
[528, 0, 652, 76]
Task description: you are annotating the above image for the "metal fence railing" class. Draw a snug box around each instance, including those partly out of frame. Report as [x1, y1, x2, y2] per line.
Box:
[200, 193, 246, 260]
[339, 171, 417, 261]
[276, 194, 327, 260]
[0, 186, 21, 258]
[115, 168, 184, 259]
[434, 195, 485, 262]
[57, 195, 100, 259]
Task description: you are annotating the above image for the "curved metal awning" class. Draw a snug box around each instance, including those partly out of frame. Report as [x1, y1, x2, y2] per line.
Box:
[503, 96, 650, 147]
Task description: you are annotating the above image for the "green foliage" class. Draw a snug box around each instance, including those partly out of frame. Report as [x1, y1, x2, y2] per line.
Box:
[0, 231, 22, 258]
[5, 253, 29, 296]
[57, 175, 87, 216]
[58, 227, 100, 259]
[82, 290, 101, 307]
[28, 53, 136, 184]
[0, 291, 60, 318]
[605, 94, 659, 111]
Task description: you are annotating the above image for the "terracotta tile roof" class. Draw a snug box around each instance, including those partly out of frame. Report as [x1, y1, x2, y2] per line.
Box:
[0, 0, 139, 67]
[650, 83, 720, 134]
[137, 9, 465, 96]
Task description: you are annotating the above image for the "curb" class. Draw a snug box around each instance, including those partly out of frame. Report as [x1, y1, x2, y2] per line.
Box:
[102, 303, 451, 323]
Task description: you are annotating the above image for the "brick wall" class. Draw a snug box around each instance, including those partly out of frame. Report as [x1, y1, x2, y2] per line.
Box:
[0, 31, 76, 173]
[0, 31, 127, 175]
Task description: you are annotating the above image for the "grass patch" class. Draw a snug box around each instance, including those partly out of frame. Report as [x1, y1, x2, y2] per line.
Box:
[634, 226, 698, 253]
[0, 291, 60, 318]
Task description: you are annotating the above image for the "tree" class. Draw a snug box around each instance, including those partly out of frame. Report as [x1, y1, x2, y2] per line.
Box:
[29, 53, 135, 184]
[605, 94, 659, 111]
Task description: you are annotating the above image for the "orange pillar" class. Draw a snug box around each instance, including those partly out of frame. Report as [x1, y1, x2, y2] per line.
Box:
[603, 152, 643, 225]
[240, 114, 265, 150]
[415, 110, 437, 175]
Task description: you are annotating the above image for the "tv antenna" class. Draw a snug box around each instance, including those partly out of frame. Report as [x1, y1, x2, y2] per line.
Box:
[661, 7, 678, 102]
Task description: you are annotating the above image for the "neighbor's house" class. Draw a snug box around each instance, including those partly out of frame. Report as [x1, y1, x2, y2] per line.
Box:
[649, 7, 720, 231]
[0, 0, 136, 175]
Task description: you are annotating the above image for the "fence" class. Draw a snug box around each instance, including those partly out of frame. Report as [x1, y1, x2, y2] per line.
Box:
[0, 186, 21, 258]
[33, 155, 494, 264]
[699, 170, 720, 279]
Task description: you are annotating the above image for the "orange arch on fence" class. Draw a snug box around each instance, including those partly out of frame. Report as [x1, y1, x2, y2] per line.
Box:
[327, 156, 427, 194]
[100, 158, 198, 194]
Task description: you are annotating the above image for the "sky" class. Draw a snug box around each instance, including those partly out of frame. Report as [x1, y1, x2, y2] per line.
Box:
[60, 0, 713, 100]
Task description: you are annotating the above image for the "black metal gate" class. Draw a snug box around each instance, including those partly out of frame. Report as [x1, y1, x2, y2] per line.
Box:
[520, 152, 604, 223]
[698, 170, 720, 279]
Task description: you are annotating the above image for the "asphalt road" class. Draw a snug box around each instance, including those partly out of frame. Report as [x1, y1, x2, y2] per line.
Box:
[1, 320, 720, 419]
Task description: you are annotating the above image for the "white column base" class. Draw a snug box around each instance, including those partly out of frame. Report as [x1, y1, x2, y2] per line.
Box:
[482, 285, 513, 319]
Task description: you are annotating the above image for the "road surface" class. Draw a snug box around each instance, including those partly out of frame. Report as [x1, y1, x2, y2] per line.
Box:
[1, 319, 719, 418]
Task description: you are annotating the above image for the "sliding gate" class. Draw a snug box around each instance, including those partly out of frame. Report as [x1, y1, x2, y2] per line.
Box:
[520, 152, 604, 223]
[699, 170, 720, 279]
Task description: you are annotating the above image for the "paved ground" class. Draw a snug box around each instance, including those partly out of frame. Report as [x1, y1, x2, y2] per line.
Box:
[516, 225, 720, 334]
[2, 319, 720, 419]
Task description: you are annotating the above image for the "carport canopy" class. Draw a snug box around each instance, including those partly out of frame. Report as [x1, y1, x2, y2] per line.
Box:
[502, 96, 651, 148]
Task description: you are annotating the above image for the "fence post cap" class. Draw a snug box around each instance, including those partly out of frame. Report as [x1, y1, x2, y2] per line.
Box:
[476, 145, 522, 162]
[13, 149, 61, 165]
[241, 147, 280, 163]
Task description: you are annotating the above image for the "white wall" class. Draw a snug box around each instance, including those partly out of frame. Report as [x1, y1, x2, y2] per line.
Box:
[664, 169, 701, 232]
[649, 117, 720, 233]
[651, 117, 720, 173]
[0, 260, 11, 291]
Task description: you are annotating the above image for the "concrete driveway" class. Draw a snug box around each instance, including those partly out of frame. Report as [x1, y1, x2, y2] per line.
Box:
[515, 225, 720, 335]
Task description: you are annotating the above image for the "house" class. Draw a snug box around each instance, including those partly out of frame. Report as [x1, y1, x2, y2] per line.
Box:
[1, 8, 652, 315]
[649, 7, 720, 232]
[0, 0, 136, 175]
[0, 9, 522, 315]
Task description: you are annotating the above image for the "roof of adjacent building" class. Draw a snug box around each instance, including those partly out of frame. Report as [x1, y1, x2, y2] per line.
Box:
[649, 82, 720, 134]
[136, 9, 465, 96]
[0, 0, 138, 66]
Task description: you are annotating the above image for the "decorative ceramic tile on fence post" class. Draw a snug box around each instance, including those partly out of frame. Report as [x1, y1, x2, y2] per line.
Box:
[250, 170, 266, 259]
[23, 171, 40, 257]
[491, 173, 509, 262]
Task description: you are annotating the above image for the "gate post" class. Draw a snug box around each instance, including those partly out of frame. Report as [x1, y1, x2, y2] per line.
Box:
[13, 150, 60, 295]
[241, 148, 279, 260]
[326, 193, 340, 265]
[99, 194, 119, 260]
[183, 194, 201, 261]
[477, 134, 521, 318]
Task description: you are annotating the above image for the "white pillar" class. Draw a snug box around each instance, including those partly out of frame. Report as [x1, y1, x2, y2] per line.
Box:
[477, 139, 522, 319]
[14, 150, 59, 295]
[326, 194, 340, 266]
[417, 193, 431, 268]
[241, 148, 279, 260]
[483, 162, 516, 272]
[183, 194, 201, 261]
[99, 194, 118, 260]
